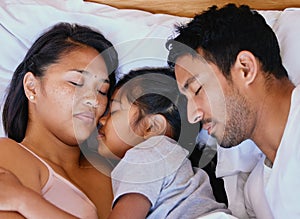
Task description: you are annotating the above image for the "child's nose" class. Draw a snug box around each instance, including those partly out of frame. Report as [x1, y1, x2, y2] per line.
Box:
[99, 114, 108, 127]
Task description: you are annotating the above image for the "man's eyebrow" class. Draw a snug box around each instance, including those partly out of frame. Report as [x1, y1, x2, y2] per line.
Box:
[183, 77, 196, 90]
[71, 69, 110, 83]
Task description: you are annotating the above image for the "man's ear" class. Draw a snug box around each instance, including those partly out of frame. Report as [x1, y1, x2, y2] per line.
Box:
[233, 50, 258, 86]
[23, 72, 38, 102]
[143, 114, 167, 139]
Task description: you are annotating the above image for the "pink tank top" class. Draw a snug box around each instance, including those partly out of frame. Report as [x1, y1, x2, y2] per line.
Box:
[19, 144, 98, 219]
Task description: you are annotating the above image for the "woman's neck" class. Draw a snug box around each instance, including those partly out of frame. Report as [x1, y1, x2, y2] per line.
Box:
[21, 133, 82, 170]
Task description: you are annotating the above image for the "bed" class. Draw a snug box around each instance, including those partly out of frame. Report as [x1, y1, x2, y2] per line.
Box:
[0, 0, 299, 218]
[0, 0, 300, 137]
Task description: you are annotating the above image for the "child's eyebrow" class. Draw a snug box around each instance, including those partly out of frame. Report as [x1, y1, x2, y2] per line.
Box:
[111, 98, 121, 103]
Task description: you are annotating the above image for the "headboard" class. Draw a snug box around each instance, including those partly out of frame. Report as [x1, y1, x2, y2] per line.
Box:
[85, 0, 300, 17]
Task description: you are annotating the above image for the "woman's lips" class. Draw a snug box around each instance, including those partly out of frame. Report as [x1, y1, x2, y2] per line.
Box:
[74, 112, 95, 124]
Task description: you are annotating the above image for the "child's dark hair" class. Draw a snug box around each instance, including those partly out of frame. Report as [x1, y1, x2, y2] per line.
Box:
[3, 22, 118, 142]
[115, 67, 182, 141]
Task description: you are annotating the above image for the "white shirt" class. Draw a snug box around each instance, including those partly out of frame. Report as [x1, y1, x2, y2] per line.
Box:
[216, 140, 262, 219]
[244, 154, 273, 219]
[265, 85, 300, 218]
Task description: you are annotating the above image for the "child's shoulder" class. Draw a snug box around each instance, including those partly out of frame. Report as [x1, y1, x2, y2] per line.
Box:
[127, 136, 185, 158]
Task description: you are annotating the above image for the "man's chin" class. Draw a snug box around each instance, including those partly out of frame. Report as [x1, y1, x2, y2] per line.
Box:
[219, 137, 244, 148]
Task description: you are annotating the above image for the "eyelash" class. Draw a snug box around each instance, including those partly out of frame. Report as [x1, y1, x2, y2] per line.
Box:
[70, 81, 108, 96]
[98, 90, 107, 96]
[70, 81, 83, 87]
[110, 110, 117, 115]
[195, 86, 202, 95]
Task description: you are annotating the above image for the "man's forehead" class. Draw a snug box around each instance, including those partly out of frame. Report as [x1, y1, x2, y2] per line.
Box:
[175, 54, 210, 75]
[175, 55, 213, 84]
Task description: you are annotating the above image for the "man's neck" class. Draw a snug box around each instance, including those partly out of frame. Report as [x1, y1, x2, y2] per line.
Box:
[251, 78, 294, 163]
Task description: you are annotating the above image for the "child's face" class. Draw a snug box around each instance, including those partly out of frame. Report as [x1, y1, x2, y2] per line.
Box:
[97, 89, 145, 159]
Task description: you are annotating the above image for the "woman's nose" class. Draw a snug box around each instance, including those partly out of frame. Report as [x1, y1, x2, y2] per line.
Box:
[84, 95, 100, 108]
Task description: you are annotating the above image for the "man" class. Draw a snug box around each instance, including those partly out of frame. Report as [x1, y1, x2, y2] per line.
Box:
[167, 3, 299, 219]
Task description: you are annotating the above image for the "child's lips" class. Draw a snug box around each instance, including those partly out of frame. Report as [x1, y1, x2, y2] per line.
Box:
[97, 129, 105, 138]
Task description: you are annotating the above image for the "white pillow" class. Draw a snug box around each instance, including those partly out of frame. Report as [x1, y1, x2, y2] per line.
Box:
[273, 8, 300, 85]
[0, 0, 189, 136]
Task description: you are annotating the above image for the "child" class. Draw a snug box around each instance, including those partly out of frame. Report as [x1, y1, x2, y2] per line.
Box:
[97, 67, 231, 218]
[0, 67, 231, 219]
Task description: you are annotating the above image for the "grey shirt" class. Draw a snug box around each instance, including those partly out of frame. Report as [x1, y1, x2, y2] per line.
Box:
[111, 136, 231, 218]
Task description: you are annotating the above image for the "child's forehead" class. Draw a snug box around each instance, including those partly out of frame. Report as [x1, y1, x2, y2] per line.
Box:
[111, 88, 122, 100]
[111, 89, 130, 106]
[112, 84, 138, 100]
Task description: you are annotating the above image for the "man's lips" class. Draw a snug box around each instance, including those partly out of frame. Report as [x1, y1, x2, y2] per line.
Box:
[202, 121, 214, 135]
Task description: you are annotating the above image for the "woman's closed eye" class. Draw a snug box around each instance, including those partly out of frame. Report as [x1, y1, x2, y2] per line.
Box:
[97, 83, 109, 96]
[69, 81, 83, 87]
[97, 88, 108, 96]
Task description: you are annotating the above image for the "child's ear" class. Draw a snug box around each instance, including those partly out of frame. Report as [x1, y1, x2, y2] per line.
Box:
[143, 114, 167, 139]
[23, 72, 38, 102]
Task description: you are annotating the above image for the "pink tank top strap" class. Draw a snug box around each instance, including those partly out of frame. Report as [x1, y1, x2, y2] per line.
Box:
[18, 143, 54, 173]
[17, 143, 98, 218]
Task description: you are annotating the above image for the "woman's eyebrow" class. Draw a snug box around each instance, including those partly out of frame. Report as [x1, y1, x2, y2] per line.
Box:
[70, 69, 110, 83]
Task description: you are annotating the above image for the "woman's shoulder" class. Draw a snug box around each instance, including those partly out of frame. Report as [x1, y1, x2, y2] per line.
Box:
[0, 137, 46, 167]
[0, 137, 22, 153]
[0, 137, 32, 157]
[0, 137, 45, 191]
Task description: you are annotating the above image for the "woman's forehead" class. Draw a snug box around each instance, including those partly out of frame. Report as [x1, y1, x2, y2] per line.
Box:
[49, 47, 109, 78]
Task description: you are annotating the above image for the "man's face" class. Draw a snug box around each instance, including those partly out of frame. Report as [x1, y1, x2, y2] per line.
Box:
[174, 54, 254, 147]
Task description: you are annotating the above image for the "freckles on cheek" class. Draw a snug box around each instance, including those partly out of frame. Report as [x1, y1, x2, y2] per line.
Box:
[47, 85, 75, 109]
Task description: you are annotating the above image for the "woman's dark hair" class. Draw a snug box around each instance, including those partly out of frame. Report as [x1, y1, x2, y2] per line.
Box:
[167, 3, 288, 80]
[115, 67, 182, 141]
[3, 22, 118, 142]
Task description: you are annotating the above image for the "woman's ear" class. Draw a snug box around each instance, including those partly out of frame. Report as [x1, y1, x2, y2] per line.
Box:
[233, 50, 258, 86]
[143, 114, 167, 139]
[23, 72, 38, 102]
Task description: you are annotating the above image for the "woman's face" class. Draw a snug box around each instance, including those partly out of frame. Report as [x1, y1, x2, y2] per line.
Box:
[33, 47, 111, 144]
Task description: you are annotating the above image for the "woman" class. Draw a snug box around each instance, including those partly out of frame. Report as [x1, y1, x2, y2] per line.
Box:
[0, 22, 118, 218]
